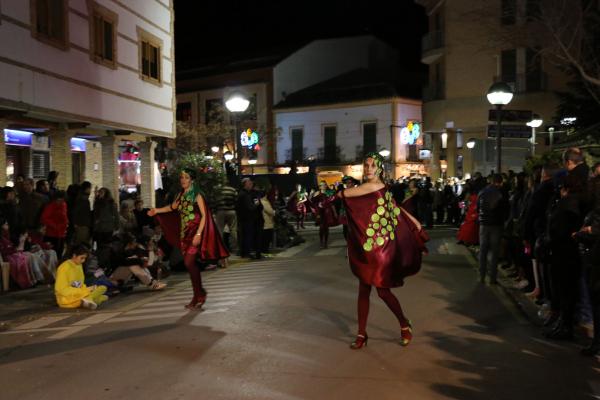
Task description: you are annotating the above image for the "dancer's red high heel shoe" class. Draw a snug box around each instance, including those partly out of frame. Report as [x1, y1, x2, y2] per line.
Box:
[400, 320, 413, 346]
[185, 290, 207, 310]
[350, 334, 368, 350]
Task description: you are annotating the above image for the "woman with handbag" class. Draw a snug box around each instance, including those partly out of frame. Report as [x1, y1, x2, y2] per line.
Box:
[339, 153, 428, 349]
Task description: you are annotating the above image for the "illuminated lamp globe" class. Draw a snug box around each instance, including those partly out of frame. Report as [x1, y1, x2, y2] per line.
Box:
[224, 151, 234, 161]
[486, 82, 514, 105]
[225, 92, 250, 112]
[466, 138, 476, 149]
[211, 146, 220, 153]
[378, 148, 391, 158]
[527, 114, 543, 128]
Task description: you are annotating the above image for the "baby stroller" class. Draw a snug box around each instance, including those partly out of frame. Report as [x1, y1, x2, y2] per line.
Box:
[274, 207, 305, 248]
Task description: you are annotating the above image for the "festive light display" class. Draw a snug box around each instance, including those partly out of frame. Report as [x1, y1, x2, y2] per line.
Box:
[240, 128, 260, 150]
[400, 121, 421, 145]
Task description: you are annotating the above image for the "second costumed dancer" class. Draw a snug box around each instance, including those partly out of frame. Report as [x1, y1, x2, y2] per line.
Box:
[148, 168, 229, 309]
[340, 153, 429, 349]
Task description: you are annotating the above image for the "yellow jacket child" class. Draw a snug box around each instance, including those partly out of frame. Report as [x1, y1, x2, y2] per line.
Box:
[54, 245, 107, 309]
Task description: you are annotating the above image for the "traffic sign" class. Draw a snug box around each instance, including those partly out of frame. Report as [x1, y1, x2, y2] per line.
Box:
[487, 124, 532, 138]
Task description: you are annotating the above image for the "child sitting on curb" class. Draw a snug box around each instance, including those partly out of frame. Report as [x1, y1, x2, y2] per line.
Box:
[55, 244, 108, 310]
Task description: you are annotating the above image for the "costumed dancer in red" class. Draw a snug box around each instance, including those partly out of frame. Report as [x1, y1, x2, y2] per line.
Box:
[148, 168, 229, 309]
[311, 181, 340, 249]
[457, 190, 479, 245]
[340, 153, 428, 349]
[287, 184, 308, 230]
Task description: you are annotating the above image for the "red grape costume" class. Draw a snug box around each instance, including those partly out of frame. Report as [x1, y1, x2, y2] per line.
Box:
[342, 185, 427, 347]
[155, 191, 229, 305]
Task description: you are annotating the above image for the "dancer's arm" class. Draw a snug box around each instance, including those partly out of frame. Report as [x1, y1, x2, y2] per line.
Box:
[339, 182, 385, 198]
[192, 194, 207, 247]
[148, 194, 180, 216]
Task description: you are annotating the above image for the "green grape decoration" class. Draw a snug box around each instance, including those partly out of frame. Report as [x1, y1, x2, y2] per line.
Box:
[362, 191, 403, 252]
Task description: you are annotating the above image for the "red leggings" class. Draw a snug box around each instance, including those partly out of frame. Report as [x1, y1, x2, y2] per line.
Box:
[184, 252, 205, 299]
[357, 282, 407, 335]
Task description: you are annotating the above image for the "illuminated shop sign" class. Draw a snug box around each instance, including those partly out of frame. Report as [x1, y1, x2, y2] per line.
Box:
[240, 128, 260, 150]
[400, 121, 421, 145]
[70, 138, 87, 152]
[4, 129, 33, 147]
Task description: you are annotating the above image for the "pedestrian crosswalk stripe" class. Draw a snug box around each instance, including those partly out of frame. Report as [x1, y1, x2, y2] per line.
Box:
[179, 288, 259, 295]
[149, 294, 248, 304]
[124, 305, 187, 315]
[203, 283, 266, 290]
[207, 272, 285, 280]
[14, 316, 71, 330]
[315, 248, 343, 256]
[48, 325, 89, 340]
[201, 308, 230, 315]
[106, 311, 189, 323]
[72, 312, 122, 326]
[275, 242, 311, 258]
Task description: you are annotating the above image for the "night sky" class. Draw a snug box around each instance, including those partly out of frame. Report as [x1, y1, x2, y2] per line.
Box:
[174, 1, 428, 72]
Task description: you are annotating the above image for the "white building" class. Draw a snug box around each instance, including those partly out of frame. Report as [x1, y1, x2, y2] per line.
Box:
[0, 0, 175, 206]
[274, 69, 423, 180]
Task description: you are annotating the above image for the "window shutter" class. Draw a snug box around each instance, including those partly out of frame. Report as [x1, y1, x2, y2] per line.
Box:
[32, 151, 50, 179]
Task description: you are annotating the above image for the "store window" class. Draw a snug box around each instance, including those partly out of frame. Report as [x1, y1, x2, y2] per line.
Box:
[323, 125, 337, 163]
[119, 141, 141, 193]
[89, 1, 118, 68]
[291, 127, 303, 162]
[30, 0, 68, 49]
[205, 99, 224, 124]
[138, 27, 162, 85]
[177, 102, 192, 122]
[362, 122, 377, 155]
[501, 0, 516, 25]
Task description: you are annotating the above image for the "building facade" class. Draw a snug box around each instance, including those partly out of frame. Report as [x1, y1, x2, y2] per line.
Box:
[416, 0, 569, 178]
[0, 0, 175, 206]
[175, 35, 405, 174]
[176, 58, 277, 174]
[274, 76, 423, 181]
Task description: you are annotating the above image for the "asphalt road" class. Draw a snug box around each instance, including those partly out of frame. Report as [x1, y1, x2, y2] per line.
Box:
[0, 227, 598, 400]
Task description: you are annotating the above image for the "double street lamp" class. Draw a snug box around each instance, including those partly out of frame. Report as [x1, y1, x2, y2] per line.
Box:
[486, 82, 514, 174]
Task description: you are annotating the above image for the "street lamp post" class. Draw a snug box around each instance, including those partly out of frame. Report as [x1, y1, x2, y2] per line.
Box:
[248, 158, 257, 175]
[487, 82, 514, 174]
[526, 114, 543, 156]
[225, 92, 250, 176]
[466, 138, 476, 176]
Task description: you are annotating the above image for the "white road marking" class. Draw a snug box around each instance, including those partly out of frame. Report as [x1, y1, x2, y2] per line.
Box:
[276, 242, 311, 258]
[14, 316, 71, 330]
[315, 248, 343, 256]
[71, 312, 122, 326]
[105, 311, 189, 323]
[48, 325, 90, 340]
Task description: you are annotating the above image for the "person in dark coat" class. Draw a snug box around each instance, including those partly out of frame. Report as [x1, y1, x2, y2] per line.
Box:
[236, 178, 263, 259]
[18, 178, 45, 230]
[477, 174, 509, 284]
[71, 181, 93, 245]
[544, 174, 585, 340]
[574, 206, 600, 355]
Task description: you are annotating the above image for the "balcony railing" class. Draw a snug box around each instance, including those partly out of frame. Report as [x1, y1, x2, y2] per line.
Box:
[494, 73, 548, 93]
[423, 81, 445, 101]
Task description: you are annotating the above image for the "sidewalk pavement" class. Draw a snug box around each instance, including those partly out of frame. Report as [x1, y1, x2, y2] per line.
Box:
[0, 248, 296, 330]
[464, 244, 593, 338]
